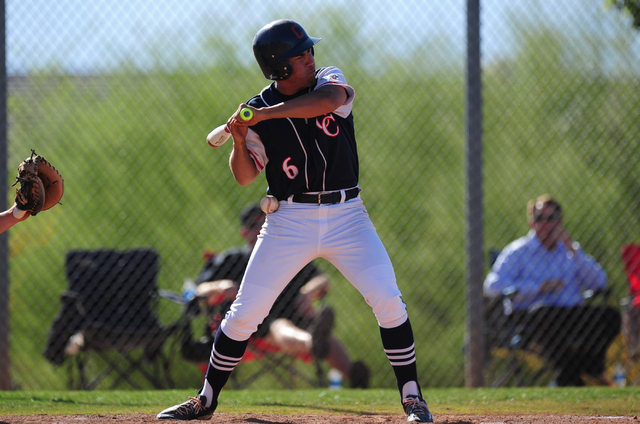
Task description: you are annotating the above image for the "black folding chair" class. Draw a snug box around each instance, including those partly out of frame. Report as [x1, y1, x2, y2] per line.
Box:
[44, 249, 182, 390]
[484, 288, 554, 387]
[484, 248, 614, 387]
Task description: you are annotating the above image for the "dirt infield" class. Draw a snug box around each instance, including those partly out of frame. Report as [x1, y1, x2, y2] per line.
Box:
[0, 414, 639, 423]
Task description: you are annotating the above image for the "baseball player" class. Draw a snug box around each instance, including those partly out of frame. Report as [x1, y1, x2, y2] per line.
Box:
[158, 19, 433, 423]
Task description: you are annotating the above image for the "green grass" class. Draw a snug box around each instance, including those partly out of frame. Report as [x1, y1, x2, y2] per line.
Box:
[0, 388, 638, 417]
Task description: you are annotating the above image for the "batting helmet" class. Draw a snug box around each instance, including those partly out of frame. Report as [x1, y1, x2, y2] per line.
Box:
[252, 19, 321, 81]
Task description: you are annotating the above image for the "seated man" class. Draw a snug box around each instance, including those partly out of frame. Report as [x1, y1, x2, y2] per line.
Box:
[484, 194, 621, 386]
[181, 204, 370, 388]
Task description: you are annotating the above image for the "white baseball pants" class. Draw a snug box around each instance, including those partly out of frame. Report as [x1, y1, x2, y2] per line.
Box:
[220, 197, 408, 341]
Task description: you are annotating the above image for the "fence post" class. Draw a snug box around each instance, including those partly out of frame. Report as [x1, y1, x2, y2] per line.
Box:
[465, 0, 484, 388]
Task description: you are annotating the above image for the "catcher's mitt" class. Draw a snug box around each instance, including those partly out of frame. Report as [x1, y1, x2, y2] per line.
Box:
[37, 154, 65, 211]
[13, 150, 64, 217]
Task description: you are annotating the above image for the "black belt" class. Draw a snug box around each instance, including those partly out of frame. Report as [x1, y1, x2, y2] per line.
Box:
[291, 188, 360, 205]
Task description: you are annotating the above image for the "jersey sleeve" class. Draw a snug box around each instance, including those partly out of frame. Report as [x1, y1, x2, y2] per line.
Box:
[315, 66, 355, 119]
[236, 128, 268, 171]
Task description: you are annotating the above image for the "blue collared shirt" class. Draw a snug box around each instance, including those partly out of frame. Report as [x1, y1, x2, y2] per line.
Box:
[484, 230, 607, 312]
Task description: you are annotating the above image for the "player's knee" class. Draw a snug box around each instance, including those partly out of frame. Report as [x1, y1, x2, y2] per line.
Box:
[366, 294, 408, 328]
[220, 311, 261, 341]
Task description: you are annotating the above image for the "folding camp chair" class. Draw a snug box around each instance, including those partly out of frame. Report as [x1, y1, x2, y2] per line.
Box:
[482, 248, 548, 387]
[484, 289, 558, 387]
[483, 248, 612, 387]
[177, 290, 325, 390]
[229, 335, 325, 389]
[620, 243, 640, 386]
[44, 249, 182, 390]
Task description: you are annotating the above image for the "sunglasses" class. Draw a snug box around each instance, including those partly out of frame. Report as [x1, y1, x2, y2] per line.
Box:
[533, 209, 562, 223]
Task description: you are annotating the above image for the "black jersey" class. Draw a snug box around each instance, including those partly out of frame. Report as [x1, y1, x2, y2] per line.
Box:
[243, 66, 359, 201]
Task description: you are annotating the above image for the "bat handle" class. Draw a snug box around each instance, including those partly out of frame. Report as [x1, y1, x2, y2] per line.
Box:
[240, 107, 253, 121]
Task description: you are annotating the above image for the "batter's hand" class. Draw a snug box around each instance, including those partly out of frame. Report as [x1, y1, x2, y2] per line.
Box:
[231, 104, 260, 126]
[228, 117, 248, 142]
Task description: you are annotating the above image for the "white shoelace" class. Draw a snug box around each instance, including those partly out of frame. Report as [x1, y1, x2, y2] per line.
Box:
[403, 396, 429, 416]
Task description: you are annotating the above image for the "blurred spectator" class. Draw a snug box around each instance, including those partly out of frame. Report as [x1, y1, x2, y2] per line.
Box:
[484, 194, 621, 386]
[181, 204, 370, 388]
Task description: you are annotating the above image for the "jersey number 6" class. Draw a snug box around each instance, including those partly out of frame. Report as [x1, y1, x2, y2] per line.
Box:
[282, 157, 299, 180]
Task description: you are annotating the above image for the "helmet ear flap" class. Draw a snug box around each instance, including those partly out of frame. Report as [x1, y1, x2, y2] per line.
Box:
[271, 60, 293, 81]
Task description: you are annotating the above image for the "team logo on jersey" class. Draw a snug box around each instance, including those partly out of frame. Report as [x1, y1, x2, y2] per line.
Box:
[316, 114, 339, 137]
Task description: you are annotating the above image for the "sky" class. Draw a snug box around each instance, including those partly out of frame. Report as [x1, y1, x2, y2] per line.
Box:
[6, 0, 640, 75]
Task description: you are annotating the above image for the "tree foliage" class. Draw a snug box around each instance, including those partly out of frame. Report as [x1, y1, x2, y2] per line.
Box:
[607, 0, 640, 28]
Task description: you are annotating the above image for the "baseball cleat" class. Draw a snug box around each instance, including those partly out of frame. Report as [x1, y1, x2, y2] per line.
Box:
[402, 395, 434, 423]
[156, 394, 216, 420]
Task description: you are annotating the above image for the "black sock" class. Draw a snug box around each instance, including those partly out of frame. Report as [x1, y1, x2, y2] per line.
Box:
[379, 318, 422, 400]
[202, 329, 249, 402]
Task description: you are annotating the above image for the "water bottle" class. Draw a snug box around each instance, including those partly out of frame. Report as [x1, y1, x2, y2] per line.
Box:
[613, 363, 626, 387]
[182, 278, 197, 303]
[328, 368, 343, 390]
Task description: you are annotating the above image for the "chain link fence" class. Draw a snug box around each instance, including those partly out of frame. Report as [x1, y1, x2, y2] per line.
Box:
[3, 0, 640, 390]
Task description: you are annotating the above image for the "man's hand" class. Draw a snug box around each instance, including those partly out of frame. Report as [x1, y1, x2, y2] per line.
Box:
[559, 229, 577, 254]
[540, 279, 565, 293]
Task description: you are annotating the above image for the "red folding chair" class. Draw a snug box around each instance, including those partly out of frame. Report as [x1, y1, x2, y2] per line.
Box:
[225, 335, 324, 390]
[192, 330, 323, 390]
[621, 244, 640, 310]
[620, 243, 640, 385]
[189, 248, 324, 389]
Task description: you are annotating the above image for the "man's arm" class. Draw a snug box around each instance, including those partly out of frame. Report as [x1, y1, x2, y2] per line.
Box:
[560, 228, 608, 290]
[299, 274, 330, 302]
[196, 279, 239, 306]
[228, 124, 260, 186]
[228, 85, 347, 186]
[484, 244, 541, 300]
[234, 85, 348, 126]
[256, 85, 348, 121]
[573, 250, 608, 290]
[0, 205, 29, 234]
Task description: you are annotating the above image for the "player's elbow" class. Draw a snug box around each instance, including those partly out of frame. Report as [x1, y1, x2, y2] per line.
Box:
[232, 170, 256, 186]
[235, 176, 254, 186]
[316, 85, 348, 111]
[233, 169, 259, 186]
[229, 157, 259, 186]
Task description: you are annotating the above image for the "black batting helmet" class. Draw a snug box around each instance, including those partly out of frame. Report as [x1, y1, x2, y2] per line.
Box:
[252, 19, 321, 81]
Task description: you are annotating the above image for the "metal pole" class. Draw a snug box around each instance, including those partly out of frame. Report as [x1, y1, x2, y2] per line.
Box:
[465, 0, 484, 388]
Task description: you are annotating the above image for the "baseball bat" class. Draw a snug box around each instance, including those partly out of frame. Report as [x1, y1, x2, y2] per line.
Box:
[207, 107, 253, 149]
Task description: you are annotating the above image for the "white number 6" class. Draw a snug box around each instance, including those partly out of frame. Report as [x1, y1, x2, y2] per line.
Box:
[282, 157, 299, 180]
